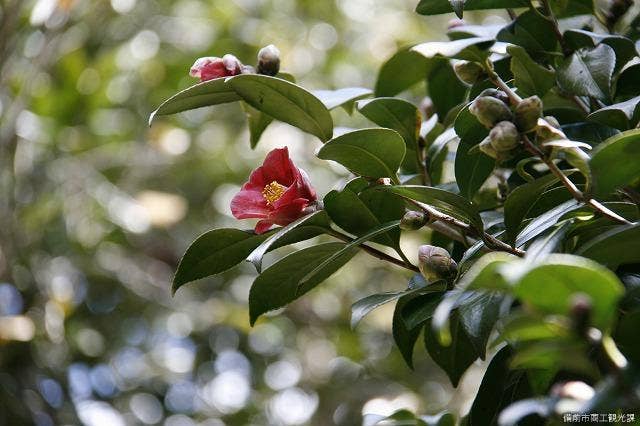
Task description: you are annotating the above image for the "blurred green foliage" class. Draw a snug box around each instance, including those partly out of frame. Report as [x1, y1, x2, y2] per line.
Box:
[0, 0, 503, 424]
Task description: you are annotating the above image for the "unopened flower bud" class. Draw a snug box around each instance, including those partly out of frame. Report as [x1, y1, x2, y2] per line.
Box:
[400, 211, 427, 231]
[570, 293, 592, 335]
[418, 245, 457, 282]
[479, 89, 510, 105]
[470, 96, 513, 128]
[489, 121, 520, 152]
[514, 96, 543, 132]
[454, 61, 484, 85]
[257, 44, 281, 76]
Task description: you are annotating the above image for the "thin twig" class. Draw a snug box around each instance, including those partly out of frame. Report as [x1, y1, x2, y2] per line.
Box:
[406, 199, 526, 257]
[327, 230, 419, 273]
[539, 0, 570, 55]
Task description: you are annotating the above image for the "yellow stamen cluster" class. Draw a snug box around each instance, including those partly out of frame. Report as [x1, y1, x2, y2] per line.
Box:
[262, 181, 287, 205]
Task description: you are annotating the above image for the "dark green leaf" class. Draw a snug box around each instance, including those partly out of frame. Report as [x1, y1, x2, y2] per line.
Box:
[556, 44, 616, 101]
[412, 37, 495, 62]
[504, 173, 560, 244]
[324, 185, 403, 249]
[508, 45, 555, 97]
[173, 229, 269, 294]
[247, 211, 330, 272]
[318, 128, 405, 180]
[357, 98, 421, 150]
[454, 106, 493, 200]
[424, 310, 479, 387]
[393, 290, 425, 368]
[375, 49, 434, 97]
[313, 87, 372, 112]
[497, 9, 558, 53]
[299, 220, 401, 289]
[576, 223, 640, 269]
[428, 61, 468, 121]
[562, 122, 619, 146]
[228, 74, 334, 141]
[243, 103, 274, 149]
[588, 95, 640, 131]
[458, 291, 504, 360]
[590, 129, 640, 196]
[149, 77, 240, 125]
[249, 243, 357, 325]
[525, 220, 572, 260]
[564, 29, 636, 71]
[514, 254, 624, 330]
[415, 0, 527, 16]
[515, 199, 580, 248]
[379, 185, 484, 232]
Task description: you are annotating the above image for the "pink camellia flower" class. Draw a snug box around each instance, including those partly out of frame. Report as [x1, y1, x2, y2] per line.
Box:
[231, 147, 317, 234]
[189, 54, 243, 82]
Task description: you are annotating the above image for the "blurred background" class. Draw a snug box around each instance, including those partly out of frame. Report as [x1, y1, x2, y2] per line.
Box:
[0, 1, 511, 425]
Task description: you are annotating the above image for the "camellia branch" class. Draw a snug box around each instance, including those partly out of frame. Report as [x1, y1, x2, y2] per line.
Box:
[485, 68, 633, 226]
[405, 199, 526, 257]
[327, 229, 420, 273]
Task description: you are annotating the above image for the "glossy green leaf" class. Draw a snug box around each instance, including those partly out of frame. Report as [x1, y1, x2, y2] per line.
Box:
[173, 228, 269, 294]
[149, 77, 240, 125]
[556, 44, 616, 101]
[576, 223, 640, 268]
[415, 0, 527, 16]
[393, 289, 425, 368]
[503, 173, 560, 244]
[514, 254, 624, 330]
[243, 102, 274, 149]
[458, 291, 505, 360]
[424, 310, 479, 387]
[357, 98, 421, 150]
[380, 185, 484, 232]
[246, 210, 330, 272]
[590, 129, 640, 196]
[412, 37, 495, 62]
[324, 184, 403, 249]
[375, 48, 434, 97]
[564, 29, 637, 71]
[299, 221, 400, 288]
[313, 87, 373, 112]
[317, 128, 406, 180]
[228, 74, 334, 141]
[249, 243, 357, 325]
[454, 106, 493, 200]
[525, 220, 572, 261]
[497, 9, 558, 53]
[428, 61, 468, 122]
[508, 45, 555, 97]
[515, 200, 580, 248]
[588, 96, 640, 131]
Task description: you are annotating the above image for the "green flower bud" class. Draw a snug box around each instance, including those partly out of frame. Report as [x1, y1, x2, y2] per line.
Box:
[418, 245, 457, 282]
[257, 44, 280, 76]
[470, 96, 513, 128]
[478, 88, 510, 105]
[454, 61, 484, 85]
[489, 121, 520, 152]
[514, 96, 543, 132]
[400, 211, 428, 231]
[478, 137, 498, 159]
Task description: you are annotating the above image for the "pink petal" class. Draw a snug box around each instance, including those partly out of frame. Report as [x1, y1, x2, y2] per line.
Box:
[255, 220, 274, 234]
[260, 147, 296, 185]
[230, 188, 270, 219]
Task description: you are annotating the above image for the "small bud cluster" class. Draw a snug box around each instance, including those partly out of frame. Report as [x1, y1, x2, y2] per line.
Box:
[470, 91, 550, 162]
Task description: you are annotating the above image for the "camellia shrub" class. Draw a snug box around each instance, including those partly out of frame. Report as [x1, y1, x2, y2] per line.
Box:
[151, 1, 640, 424]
